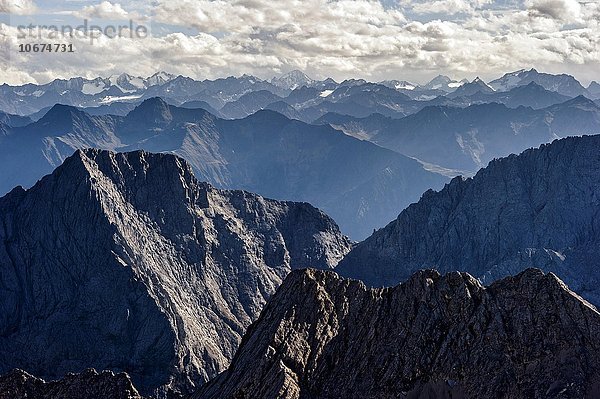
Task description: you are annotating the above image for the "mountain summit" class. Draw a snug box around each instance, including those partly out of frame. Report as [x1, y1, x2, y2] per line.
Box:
[448, 77, 494, 98]
[271, 70, 314, 90]
[195, 268, 600, 398]
[0, 149, 351, 396]
[489, 68, 588, 97]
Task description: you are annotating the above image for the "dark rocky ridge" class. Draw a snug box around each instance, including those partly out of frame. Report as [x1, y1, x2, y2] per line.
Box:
[195, 268, 600, 399]
[0, 149, 351, 397]
[337, 135, 600, 306]
[0, 369, 143, 399]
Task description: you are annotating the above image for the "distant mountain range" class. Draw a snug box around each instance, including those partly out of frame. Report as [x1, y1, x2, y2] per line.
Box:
[2, 76, 600, 241]
[489, 68, 591, 97]
[322, 95, 600, 173]
[0, 98, 448, 239]
[0, 72, 175, 115]
[2, 69, 598, 121]
[0, 149, 350, 396]
[3, 90, 600, 238]
[457, 81, 571, 109]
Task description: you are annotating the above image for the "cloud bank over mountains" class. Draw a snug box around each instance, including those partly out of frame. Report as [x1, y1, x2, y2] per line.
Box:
[0, 0, 598, 85]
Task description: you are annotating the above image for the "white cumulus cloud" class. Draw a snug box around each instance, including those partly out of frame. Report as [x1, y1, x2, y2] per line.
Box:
[75, 1, 136, 20]
[526, 0, 582, 22]
[0, 0, 37, 15]
[0, 0, 598, 85]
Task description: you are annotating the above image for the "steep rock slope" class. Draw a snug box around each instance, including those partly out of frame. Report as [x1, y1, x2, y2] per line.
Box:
[0, 149, 351, 396]
[337, 135, 600, 305]
[0, 369, 143, 399]
[195, 268, 600, 399]
[0, 111, 32, 128]
[205, 110, 446, 239]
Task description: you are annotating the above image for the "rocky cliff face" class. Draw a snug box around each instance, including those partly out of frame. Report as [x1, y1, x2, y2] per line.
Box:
[0, 149, 351, 397]
[195, 268, 600, 399]
[337, 135, 600, 305]
[0, 369, 143, 399]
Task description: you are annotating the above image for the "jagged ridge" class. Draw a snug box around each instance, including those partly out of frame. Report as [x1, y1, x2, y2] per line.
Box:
[0, 369, 143, 399]
[195, 268, 600, 399]
[0, 149, 351, 396]
[337, 135, 600, 306]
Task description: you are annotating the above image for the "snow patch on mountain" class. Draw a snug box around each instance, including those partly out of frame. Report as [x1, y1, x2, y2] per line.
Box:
[82, 82, 108, 95]
[100, 94, 142, 104]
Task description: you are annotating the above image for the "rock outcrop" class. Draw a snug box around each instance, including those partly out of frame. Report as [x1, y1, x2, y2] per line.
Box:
[0, 369, 143, 399]
[0, 149, 351, 397]
[337, 135, 600, 305]
[195, 268, 600, 399]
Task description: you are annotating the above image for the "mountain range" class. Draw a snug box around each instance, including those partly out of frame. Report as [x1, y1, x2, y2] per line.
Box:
[324, 95, 600, 173]
[3, 90, 600, 239]
[2, 68, 600, 399]
[0, 149, 350, 396]
[2, 69, 598, 121]
[0, 98, 448, 239]
[1, 133, 600, 398]
[489, 68, 591, 97]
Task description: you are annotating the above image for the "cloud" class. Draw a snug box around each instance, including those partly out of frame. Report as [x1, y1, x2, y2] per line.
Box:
[153, 0, 406, 34]
[75, 1, 135, 20]
[0, 0, 598, 86]
[526, 0, 582, 22]
[0, 0, 37, 15]
[409, 0, 492, 15]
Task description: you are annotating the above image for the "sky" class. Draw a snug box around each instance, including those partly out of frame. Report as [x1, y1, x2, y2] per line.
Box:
[0, 0, 598, 86]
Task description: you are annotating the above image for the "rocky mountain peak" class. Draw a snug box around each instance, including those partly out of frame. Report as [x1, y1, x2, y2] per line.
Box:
[557, 94, 599, 109]
[0, 149, 351, 396]
[70, 148, 200, 202]
[588, 81, 600, 97]
[271, 70, 314, 90]
[490, 68, 587, 97]
[146, 71, 177, 87]
[195, 267, 600, 399]
[337, 134, 600, 305]
[126, 97, 173, 125]
[429, 74, 452, 84]
[37, 103, 86, 126]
